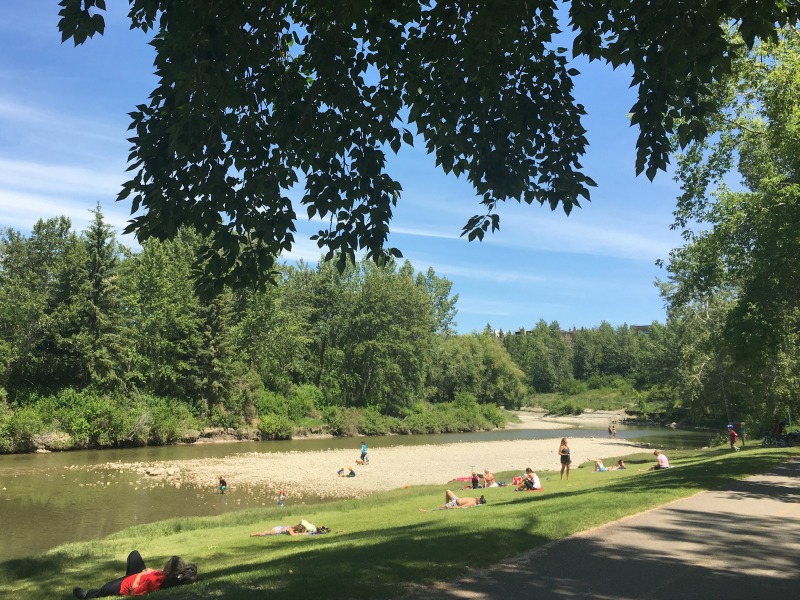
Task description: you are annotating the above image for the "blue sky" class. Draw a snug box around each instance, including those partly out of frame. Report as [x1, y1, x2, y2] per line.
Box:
[0, 3, 686, 333]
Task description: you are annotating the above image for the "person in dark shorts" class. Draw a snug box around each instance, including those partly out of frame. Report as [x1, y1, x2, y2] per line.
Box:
[559, 438, 571, 480]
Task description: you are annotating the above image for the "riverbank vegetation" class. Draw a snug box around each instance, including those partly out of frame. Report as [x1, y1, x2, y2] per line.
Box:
[3, 445, 797, 598]
[0, 207, 796, 452]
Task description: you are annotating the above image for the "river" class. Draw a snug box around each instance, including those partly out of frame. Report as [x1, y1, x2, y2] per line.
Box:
[0, 424, 714, 562]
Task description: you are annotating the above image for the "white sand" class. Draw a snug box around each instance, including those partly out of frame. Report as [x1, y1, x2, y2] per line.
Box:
[96, 412, 637, 501]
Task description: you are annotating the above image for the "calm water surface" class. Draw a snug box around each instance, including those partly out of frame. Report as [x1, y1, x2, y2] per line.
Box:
[0, 425, 713, 562]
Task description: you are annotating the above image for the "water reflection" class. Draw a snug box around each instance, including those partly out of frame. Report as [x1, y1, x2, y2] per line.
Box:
[0, 425, 711, 562]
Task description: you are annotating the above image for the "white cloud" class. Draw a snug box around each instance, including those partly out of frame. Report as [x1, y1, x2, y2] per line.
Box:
[421, 261, 549, 285]
[278, 237, 326, 264]
[391, 225, 461, 240]
[0, 96, 124, 148]
[0, 158, 123, 197]
[484, 207, 680, 262]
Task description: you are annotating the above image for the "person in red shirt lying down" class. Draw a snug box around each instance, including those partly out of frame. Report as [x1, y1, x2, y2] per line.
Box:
[72, 550, 197, 598]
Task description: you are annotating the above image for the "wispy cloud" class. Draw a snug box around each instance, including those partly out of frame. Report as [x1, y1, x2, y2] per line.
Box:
[420, 260, 549, 285]
[391, 225, 461, 241]
[0, 158, 123, 197]
[483, 207, 680, 262]
[0, 95, 125, 147]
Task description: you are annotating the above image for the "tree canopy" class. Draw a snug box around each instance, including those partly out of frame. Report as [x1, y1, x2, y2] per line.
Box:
[663, 27, 800, 426]
[57, 1, 799, 289]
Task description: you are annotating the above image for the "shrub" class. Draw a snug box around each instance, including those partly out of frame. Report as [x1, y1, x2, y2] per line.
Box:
[322, 406, 361, 437]
[481, 404, 507, 428]
[453, 392, 479, 411]
[400, 410, 445, 434]
[8, 406, 45, 452]
[0, 402, 14, 452]
[359, 406, 396, 436]
[254, 391, 288, 418]
[548, 399, 584, 416]
[210, 405, 240, 430]
[146, 395, 195, 445]
[258, 413, 293, 440]
[558, 379, 585, 396]
[288, 385, 322, 422]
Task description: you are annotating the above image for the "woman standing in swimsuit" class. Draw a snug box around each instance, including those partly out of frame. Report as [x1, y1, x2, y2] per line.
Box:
[559, 438, 571, 480]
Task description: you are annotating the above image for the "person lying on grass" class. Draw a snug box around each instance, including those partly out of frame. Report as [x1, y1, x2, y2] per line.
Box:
[590, 458, 609, 472]
[72, 550, 196, 598]
[250, 520, 331, 536]
[419, 490, 487, 511]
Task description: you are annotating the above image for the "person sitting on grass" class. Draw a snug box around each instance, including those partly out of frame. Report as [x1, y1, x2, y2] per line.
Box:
[515, 467, 542, 491]
[483, 469, 498, 488]
[649, 450, 670, 470]
[72, 550, 197, 598]
[419, 490, 487, 511]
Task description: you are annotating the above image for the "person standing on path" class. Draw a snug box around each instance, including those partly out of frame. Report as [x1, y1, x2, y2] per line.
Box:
[559, 438, 572, 480]
[360, 440, 368, 464]
[728, 425, 740, 451]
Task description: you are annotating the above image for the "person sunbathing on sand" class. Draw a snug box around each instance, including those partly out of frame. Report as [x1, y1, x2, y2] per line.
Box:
[419, 490, 486, 511]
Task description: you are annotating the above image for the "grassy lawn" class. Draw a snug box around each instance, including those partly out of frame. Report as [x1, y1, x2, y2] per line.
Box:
[3, 446, 798, 599]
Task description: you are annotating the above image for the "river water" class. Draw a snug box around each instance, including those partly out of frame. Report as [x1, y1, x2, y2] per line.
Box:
[0, 425, 713, 562]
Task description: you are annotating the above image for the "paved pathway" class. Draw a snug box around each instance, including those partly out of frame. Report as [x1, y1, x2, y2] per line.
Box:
[400, 459, 800, 599]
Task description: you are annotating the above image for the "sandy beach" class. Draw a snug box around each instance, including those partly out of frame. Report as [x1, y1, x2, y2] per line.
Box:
[95, 412, 638, 501]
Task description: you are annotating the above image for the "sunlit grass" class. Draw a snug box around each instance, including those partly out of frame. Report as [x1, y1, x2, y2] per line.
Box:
[2, 446, 797, 599]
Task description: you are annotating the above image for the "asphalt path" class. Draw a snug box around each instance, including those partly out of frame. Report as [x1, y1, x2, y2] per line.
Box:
[399, 459, 800, 599]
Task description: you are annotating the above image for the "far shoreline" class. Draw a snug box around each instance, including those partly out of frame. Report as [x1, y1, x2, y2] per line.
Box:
[92, 409, 641, 503]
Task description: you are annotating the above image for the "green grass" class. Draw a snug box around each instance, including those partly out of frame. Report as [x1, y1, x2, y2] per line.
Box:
[3, 446, 798, 599]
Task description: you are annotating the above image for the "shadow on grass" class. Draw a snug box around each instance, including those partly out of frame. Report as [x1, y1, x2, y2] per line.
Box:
[397, 459, 800, 599]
